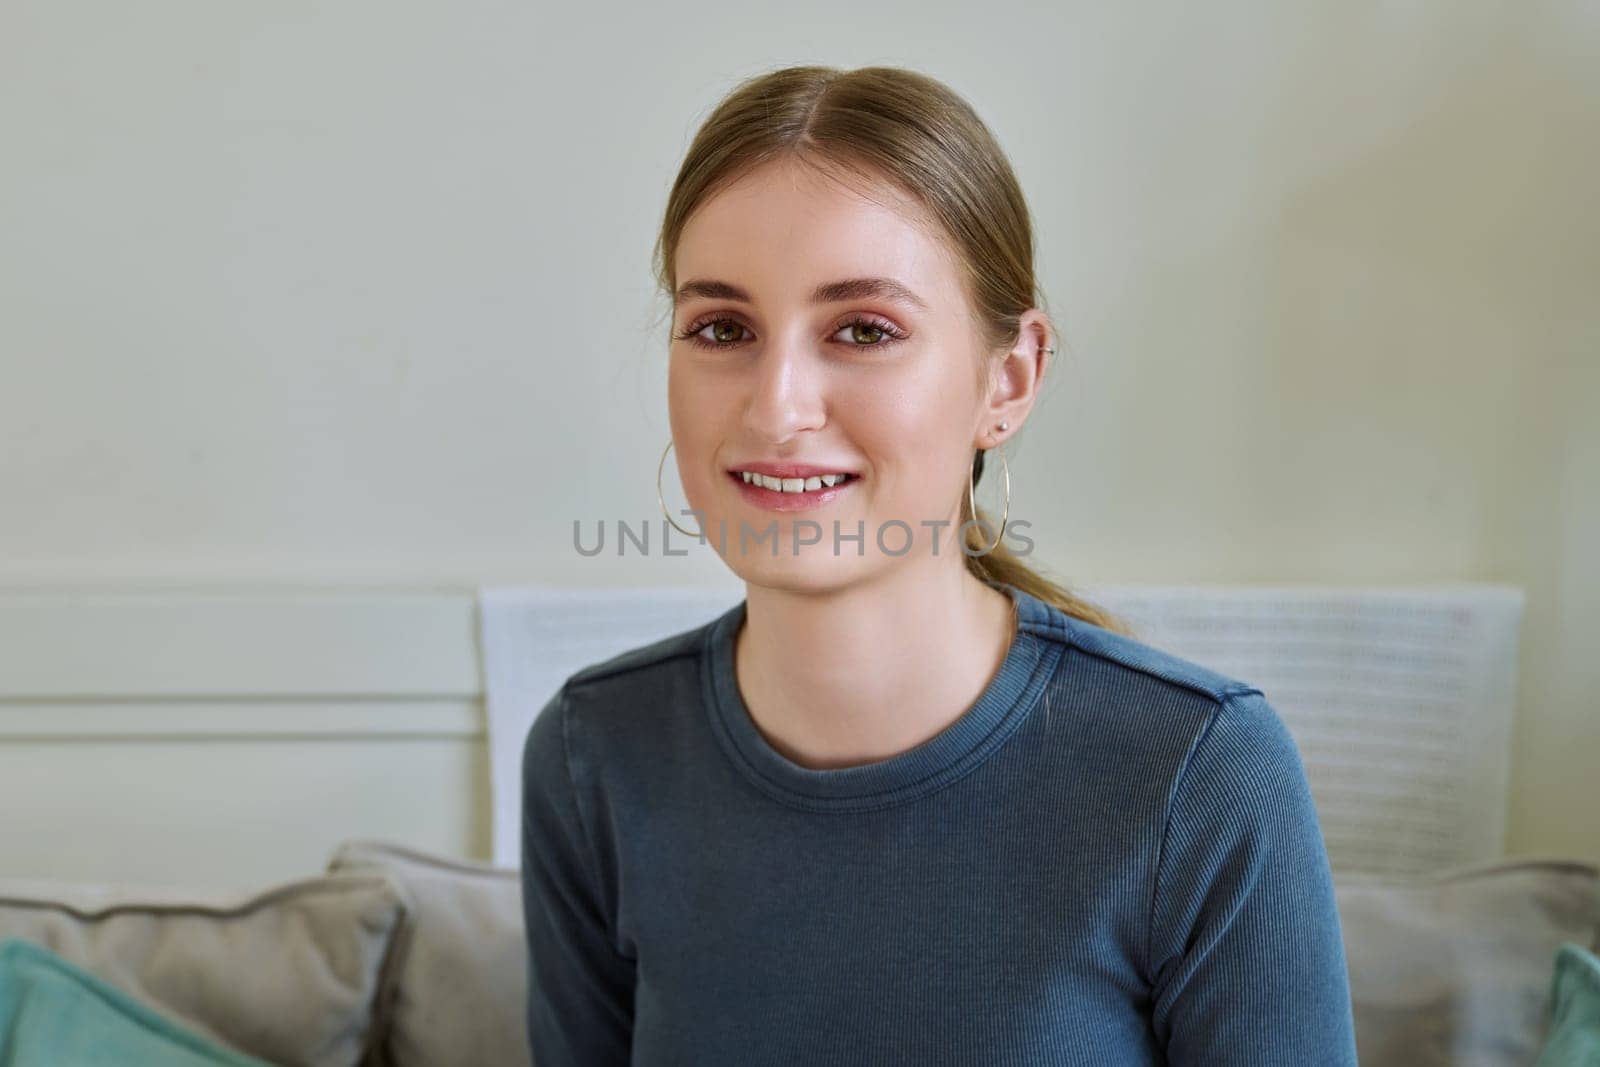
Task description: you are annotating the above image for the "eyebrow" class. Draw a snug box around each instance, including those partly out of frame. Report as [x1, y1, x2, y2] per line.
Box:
[673, 276, 929, 312]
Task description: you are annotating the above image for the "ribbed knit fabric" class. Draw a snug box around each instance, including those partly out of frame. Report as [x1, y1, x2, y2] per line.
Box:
[520, 579, 1360, 1066]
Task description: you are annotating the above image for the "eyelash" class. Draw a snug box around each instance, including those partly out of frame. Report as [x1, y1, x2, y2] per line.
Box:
[673, 314, 908, 351]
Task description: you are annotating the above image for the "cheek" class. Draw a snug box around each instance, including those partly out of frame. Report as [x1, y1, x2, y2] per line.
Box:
[839, 389, 966, 504]
[667, 360, 717, 443]
[666, 356, 693, 436]
[667, 362, 732, 499]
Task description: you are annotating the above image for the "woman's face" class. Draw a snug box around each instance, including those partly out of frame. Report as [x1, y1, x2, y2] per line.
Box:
[667, 158, 1002, 590]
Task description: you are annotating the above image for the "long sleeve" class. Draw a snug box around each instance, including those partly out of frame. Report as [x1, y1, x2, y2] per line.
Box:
[520, 684, 635, 1066]
[1146, 688, 1359, 1065]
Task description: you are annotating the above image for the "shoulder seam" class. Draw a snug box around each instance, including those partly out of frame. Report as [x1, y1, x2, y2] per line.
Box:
[554, 684, 610, 931]
[565, 635, 706, 691]
[1058, 607, 1260, 704]
[1143, 685, 1259, 980]
[1017, 613, 1071, 647]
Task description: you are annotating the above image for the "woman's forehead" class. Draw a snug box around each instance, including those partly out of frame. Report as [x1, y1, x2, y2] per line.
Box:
[689, 159, 931, 238]
[677, 167, 962, 309]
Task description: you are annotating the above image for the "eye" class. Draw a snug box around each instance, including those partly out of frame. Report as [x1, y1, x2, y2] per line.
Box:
[830, 315, 907, 349]
[672, 314, 909, 351]
[673, 317, 750, 349]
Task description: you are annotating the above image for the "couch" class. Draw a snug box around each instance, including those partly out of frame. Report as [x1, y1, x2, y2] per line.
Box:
[2, 840, 1596, 1066]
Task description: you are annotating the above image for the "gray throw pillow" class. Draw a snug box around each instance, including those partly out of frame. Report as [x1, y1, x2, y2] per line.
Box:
[0, 870, 410, 1067]
[326, 839, 531, 1067]
[1337, 857, 1600, 1067]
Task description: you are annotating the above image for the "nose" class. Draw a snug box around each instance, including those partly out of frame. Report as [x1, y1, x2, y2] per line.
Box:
[741, 341, 826, 445]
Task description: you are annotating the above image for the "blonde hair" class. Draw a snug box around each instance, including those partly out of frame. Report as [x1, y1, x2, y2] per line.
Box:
[653, 64, 1134, 637]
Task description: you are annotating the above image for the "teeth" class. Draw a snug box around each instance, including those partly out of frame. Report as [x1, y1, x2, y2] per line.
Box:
[738, 471, 853, 493]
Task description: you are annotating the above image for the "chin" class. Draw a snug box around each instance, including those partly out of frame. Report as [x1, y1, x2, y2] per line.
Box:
[720, 550, 872, 594]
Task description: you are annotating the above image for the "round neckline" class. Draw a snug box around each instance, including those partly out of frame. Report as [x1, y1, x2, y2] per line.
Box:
[701, 579, 1065, 813]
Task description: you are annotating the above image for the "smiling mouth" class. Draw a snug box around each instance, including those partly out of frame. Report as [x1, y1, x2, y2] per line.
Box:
[729, 470, 859, 494]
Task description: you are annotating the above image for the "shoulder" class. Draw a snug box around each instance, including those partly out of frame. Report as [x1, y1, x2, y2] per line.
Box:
[1063, 622, 1315, 845]
[540, 608, 729, 741]
[1027, 601, 1295, 778]
[523, 611, 723, 773]
[1043, 608, 1258, 706]
[562, 617, 714, 692]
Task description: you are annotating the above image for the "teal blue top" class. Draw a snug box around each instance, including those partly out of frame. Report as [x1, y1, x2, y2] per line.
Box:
[520, 580, 1359, 1065]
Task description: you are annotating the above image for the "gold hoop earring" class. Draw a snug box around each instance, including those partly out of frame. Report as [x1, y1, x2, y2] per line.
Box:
[657, 438, 704, 539]
[967, 443, 1010, 555]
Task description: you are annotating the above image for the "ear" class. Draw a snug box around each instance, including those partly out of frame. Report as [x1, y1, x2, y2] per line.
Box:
[976, 310, 1053, 450]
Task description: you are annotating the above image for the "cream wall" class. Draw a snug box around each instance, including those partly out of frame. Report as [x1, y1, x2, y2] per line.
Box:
[1, 3, 1594, 865]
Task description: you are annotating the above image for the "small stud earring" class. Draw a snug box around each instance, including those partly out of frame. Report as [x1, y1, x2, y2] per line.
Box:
[998, 420, 1008, 431]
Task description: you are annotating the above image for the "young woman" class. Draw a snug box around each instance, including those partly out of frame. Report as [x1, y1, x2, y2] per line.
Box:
[521, 64, 1358, 1066]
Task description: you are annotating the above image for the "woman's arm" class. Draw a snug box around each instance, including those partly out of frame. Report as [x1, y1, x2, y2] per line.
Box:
[520, 685, 636, 1066]
[1147, 688, 1359, 1064]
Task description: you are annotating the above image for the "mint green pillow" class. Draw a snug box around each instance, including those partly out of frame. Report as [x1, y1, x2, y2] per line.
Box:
[1535, 941, 1600, 1066]
[0, 937, 273, 1066]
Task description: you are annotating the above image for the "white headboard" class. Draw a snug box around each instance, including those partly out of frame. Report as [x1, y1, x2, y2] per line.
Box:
[0, 589, 484, 890]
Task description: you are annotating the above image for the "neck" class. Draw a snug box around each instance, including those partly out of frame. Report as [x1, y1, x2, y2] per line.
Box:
[732, 561, 1018, 771]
